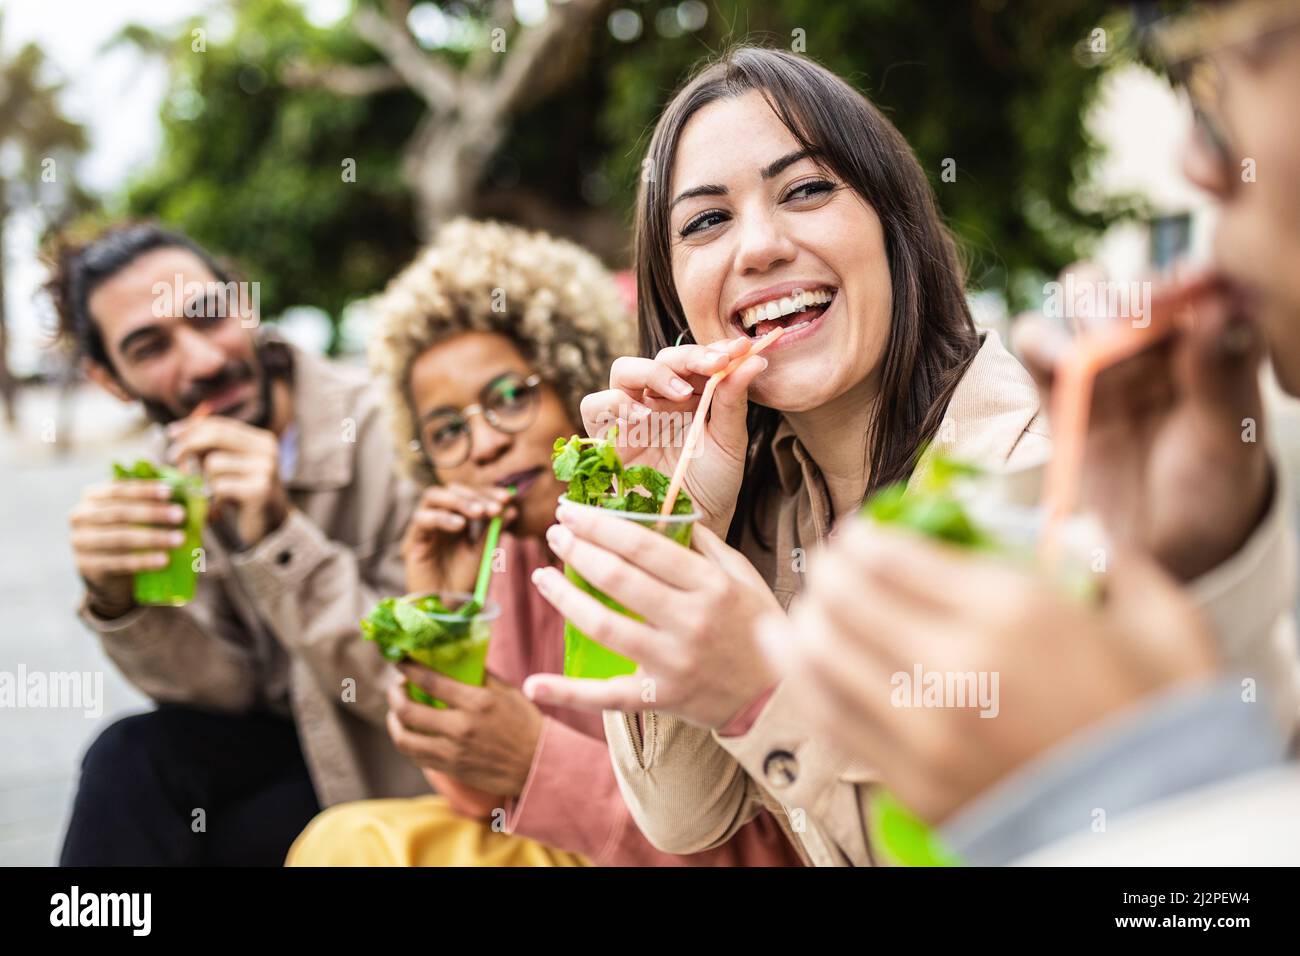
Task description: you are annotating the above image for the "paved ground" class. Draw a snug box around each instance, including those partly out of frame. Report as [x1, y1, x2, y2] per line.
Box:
[0, 385, 151, 865]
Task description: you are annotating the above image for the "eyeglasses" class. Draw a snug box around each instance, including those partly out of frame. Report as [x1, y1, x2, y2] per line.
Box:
[1150, 0, 1300, 170]
[412, 372, 542, 469]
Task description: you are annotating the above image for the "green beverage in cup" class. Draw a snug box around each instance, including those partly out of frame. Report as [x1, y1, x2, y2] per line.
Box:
[361, 591, 499, 708]
[112, 459, 208, 607]
[560, 502, 697, 678]
[551, 431, 697, 679]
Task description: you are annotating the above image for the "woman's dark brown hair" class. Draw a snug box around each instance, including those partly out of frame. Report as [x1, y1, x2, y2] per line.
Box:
[633, 46, 980, 548]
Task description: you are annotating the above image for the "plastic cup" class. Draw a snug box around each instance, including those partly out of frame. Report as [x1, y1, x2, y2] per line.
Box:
[558, 496, 700, 679]
[403, 591, 500, 708]
[129, 472, 208, 607]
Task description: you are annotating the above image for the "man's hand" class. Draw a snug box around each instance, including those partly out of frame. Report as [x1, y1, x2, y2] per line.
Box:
[70, 479, 187, 617]
[167, 416, 289, 547]
[385, 664, 543, 798]
[768, 522, 1219, 824]
[1015, 271, 1271, 581]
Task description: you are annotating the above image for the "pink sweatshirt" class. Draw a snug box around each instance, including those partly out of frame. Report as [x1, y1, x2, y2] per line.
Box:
[471, 533, 802, 866]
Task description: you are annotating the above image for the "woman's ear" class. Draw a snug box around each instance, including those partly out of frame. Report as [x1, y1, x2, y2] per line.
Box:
[81, 357, 133, 404]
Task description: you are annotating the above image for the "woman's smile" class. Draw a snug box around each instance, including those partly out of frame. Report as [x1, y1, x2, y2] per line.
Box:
[728, 282, 839, 349]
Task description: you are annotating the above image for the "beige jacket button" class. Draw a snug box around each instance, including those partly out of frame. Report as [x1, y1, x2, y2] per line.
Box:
[763, 749, 798, 788]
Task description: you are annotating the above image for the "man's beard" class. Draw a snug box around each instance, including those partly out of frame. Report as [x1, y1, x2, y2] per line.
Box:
[136, 353, 275, 430]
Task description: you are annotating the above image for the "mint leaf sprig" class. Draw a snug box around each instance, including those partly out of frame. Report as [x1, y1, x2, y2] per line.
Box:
[551, 428, 693, 515]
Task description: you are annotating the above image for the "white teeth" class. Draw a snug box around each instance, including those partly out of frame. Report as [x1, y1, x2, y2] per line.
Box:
[739, 288, 833, 330]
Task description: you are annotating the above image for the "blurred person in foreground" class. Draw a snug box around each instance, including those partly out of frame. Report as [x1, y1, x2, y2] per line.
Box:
[288, 219, 799, 866]
[48, 223, 424, 866]
[771, 0, 1300, 864]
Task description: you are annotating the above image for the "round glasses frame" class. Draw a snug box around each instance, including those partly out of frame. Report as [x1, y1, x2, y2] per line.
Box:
[410, 372, 543, 469]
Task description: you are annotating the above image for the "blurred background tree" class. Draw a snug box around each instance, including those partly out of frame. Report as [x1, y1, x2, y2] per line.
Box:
[111, 0, 1138, 348]
[0, 14, 89, 425]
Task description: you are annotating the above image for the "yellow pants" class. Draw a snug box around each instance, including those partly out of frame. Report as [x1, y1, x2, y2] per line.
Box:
[286, 796, 591, 867]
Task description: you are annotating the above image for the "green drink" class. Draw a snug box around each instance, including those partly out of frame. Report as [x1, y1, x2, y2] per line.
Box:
[560, 500, 697, 679]
[112, 459, 208, 607]
[361, 591, 499, 708]
[550, 431, 698, 680]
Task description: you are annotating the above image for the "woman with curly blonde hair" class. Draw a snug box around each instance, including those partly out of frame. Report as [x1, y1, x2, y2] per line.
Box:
[288, 218, 799, 867]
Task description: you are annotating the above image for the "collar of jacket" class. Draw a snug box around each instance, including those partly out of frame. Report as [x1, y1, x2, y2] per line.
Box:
[767, 329, 1044, 497]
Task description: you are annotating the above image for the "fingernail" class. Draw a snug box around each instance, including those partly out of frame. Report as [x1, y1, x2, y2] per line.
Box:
[531, 567, 553, 592]
[168, 532, 185, 546]
[169, 506, 186, 522]
[670, 379, 693, 398]
[546, 524, 572, 551]
[631, 402, 652, 418]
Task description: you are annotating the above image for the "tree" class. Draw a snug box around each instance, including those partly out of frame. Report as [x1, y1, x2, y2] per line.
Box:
[0, 15, 89, 425]
[119, 0, 1140, 337]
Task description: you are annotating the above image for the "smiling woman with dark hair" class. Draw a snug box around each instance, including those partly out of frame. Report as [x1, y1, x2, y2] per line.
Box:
[521, 46, 1051, 867]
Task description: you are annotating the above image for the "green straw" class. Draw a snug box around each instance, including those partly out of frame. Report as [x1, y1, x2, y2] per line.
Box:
[469, 485, 513, 611]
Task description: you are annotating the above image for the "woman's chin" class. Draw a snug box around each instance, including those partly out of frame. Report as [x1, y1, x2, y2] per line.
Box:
[750, 370, 842, 414]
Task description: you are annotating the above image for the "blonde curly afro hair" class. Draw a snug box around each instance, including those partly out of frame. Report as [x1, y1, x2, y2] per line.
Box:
[369, 217, 636, 485]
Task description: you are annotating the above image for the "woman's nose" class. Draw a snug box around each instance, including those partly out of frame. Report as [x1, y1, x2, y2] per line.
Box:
[467, 413, 512, 465]
[734, 210, 797, 275]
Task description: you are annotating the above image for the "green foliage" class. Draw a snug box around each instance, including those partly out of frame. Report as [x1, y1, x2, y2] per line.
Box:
[596, 0, 1138, 308]
[116, 0, 1137, 336]
[111, 458, 204, 504]
[360, 592, 478, 662]
[552, 429, 693, 514]
[120, 0, 421, 345]
[862, 453, 994, 550]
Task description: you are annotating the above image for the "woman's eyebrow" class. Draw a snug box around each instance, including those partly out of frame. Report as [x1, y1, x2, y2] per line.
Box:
[669, 149, 819, 209]
[761, 148, 816, 180]
[670, 183, 727, 210]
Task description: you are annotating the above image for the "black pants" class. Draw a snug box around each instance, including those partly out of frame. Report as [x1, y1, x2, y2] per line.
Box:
[60, 706, 321, 866]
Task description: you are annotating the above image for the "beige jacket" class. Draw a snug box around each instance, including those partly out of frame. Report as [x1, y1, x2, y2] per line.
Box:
[78, 345, 428, 807]
[602, 330, 1300, 866]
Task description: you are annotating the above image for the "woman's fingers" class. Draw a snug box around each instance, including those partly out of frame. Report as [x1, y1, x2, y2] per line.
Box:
[553, 502, 705, 591]
[609, 354, 698, 403]
[385, 709, 456, 765]
[522, 672, 647, 713]
[530, 566, 660, 664]
[702, 354, 766, 457]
